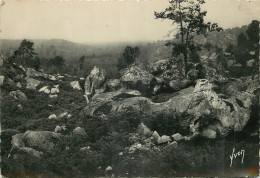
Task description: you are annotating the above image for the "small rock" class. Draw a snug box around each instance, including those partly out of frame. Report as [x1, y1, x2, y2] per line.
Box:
[70, 81, 82, 90]
[118, 152, 123, 156]
[158, 135, 171, 144]
[247, 59, 255, 67]
[106, 166, 113, 171]
[152, 131, 160, 141]
[51, 85, 59, 94]
[39, 86, 49, 92]
[167, 141, 178, 148]
[80, 146, 91, 152]
[17, 104, 23, 111]
[48, 114, 57, 120]
[80, 77, 85, 80]
[25, 77, 41, 90]
[57, 75, 64, 79]
[44, 89, 51, 94]
[48, 75, 57, 81]
[171, 133, 183, 142]
[58, 112, 69, 119]
[137, 123, 152, 137]
[54, 125, 66, 133]
[129, 143, 142, 154]
[9, 90, 27, 101]
[83, 94, 90, 103]
[49, 94, 58, 98]
[16, 82, 22, 88]
[73, 127, 87, 137]
[0, 75, 5, 86]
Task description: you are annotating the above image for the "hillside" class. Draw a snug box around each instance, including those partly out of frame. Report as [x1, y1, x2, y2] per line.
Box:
[1, 49, 259, 177]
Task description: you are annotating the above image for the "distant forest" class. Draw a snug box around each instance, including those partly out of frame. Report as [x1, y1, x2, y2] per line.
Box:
[0, 24, 249, 78]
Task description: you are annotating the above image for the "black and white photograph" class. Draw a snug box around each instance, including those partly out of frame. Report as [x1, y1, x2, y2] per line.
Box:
[0, 0, 259, 177]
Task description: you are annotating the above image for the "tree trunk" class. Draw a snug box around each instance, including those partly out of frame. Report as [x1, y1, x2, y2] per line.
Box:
[184, 51, 188, 77]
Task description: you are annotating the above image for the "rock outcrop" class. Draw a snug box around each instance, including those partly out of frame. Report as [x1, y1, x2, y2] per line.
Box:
[85, 78, 256, 139]
[84, 66, 106, 96]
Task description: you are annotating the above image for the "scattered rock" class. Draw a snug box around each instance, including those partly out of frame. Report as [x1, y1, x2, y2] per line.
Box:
[129, 143, 142, 153]
[48, 114, 57, 120]
[57, 75, 65, 79]
[152, 131, 160, 141]
[153, 85, 162, 95]
[106, 166, 113, 171]
[247, 59, 255, 67]
[137, 123, 152, 137]
[48, 75, 57, 81]
[39, 86, 49, 92]
[54, 125, 66, 133]
[70, 81, 82, 90]
[49, 94, 58, 98]
[44, 89, 51, 94]
[80, 146, 91, 152]
[50, 85, 59, 94]
[9, 90, 27, 101]
[166, 141, 178, 148]
[158, 135, 171, 144]
[16, 82, 22, 88]
[72, 127, 87, 137]
[17, 104, 23, 111]
[0, 75, 5, 86]
[171, 133, 183, 142]
[83, 94, 90, 103]
[118, 152, 123, 156]
[58, 112, 71, 119]
[25, 77, 41, 90]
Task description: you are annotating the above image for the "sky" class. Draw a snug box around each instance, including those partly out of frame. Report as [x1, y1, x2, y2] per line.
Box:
[0, 0, 259, 44]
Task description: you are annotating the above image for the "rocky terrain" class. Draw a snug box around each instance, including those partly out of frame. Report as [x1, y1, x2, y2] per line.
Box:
[1, 44, 259, 177]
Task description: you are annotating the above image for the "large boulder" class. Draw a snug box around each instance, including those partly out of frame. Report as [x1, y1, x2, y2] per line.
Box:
[150, 59, 172, 74]
[9, 131, 62, 158]
[84, 66, 106, 96]
[120, 64, 156, 94]
[84, 88, 143, 116]
[9, 90, 27, 100]
[150, 58, 189, 91]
